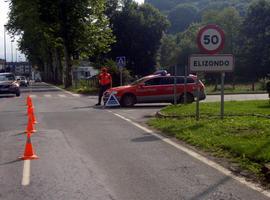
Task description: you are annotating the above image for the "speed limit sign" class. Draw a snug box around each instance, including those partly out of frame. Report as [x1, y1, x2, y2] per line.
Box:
[197, 24, 225, 54]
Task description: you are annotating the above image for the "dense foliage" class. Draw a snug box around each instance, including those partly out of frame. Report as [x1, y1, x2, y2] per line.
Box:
[146, 0, 252, 34]
[154, 0, 270, 83]
[7, 0, 114, 87]
[106, 1, 169, 76]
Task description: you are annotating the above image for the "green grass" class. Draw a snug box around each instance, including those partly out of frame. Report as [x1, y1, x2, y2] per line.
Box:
[205, 83, 266, 94]
[148, 100, 270, 177]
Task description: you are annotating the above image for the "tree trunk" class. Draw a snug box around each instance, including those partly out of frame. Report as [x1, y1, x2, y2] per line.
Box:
[63, 43, 72, 88]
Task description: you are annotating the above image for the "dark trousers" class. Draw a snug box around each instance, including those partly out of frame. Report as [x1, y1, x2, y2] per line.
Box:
[98, 84, 110, 104]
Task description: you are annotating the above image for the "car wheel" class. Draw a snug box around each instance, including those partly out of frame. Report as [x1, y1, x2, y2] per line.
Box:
[121, 94, 136, 107]
[16, 91, 20, 97]
[179, 93, 194, 104]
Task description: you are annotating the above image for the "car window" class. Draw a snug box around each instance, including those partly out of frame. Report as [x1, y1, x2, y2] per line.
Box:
[187, 77, 195, 83]
[177, 77, 184, 84]
[0, 74, 15, 81]
[160, 77, 174, 85]
[144, 77, 162, 86]
[20, 77, 26, 80]
[130, 77, 147, 86]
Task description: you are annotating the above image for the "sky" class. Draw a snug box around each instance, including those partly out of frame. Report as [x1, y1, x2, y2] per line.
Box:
[0, 0, 144, 62]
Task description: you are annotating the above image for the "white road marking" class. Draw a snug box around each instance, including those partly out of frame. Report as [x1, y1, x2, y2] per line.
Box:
[22, 160, 31, 186]
[58, 94, 67, 98]
[109, 111, 270, 198]
[44, 94, 52, 98]
[43, 82, 81, 97]
[71, 93, 81, 97]
[30, 95, 37, 98]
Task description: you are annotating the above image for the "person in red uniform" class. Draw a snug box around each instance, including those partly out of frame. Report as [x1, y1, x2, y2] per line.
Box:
[96, 67, 112, 106]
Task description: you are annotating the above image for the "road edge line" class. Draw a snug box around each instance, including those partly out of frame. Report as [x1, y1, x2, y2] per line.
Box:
[109, 111, 270, 198]
[42, 82, 81, 96]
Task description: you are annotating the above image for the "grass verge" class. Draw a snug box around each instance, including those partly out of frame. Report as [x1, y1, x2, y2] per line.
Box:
[205, 84, 266, 94]
[148, 100, 270, 181]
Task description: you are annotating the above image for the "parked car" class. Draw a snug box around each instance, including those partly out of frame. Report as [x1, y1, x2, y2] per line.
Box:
[0, 73, 20, 96]
[16, 76, 29, 87]
[103, 74, 206, 107]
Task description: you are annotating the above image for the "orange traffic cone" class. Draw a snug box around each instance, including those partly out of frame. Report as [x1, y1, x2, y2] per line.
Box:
[27, 96, 33, 107]
[25, 115, 36, 133]
[26, 95, 30, 106]
[29, 106, 37, 124]
[19, 132, 39, 160]
[27, 106, 32, 116]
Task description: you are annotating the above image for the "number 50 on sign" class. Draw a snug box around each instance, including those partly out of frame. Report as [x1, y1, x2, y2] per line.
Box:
[197, 24, 225, 55]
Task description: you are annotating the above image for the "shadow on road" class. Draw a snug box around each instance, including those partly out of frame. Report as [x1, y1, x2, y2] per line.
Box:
[0, 159, 22, 166]
[189, 176, 231, 200]
[73, 106, 95, 109]
[0, 95, 16, 98]
[131, 134, 161, 143]
[99, 105, 168, 110]
[12, 132, 25, 136]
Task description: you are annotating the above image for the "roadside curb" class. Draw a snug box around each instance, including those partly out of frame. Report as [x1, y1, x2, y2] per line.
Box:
[207, 92, 267, 95]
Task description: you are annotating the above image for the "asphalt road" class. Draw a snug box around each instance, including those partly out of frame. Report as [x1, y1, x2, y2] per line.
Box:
[0, 83, 269, 200]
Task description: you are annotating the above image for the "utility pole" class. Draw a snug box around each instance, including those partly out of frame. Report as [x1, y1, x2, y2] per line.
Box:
[11, 40, 13, 62]
[4, 25, 7, 70]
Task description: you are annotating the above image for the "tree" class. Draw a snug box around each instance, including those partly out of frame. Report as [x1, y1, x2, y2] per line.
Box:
[167, 4, 200, 34]
[7, 0, 114, 87]
[108, 2, 169, 75]
[156, 35, 180, 70]
[241, 0, 270, 80]
[175, 23, 200, 75]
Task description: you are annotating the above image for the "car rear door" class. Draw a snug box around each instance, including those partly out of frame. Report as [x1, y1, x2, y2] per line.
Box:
[159, 77, 175, 102]
[136, 77, 163, 103]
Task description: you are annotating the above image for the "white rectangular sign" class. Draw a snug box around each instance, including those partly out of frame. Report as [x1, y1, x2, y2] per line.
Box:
[189, 54, 234, 72]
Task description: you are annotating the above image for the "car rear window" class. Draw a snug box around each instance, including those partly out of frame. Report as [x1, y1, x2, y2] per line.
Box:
[187, 77, 195, 83]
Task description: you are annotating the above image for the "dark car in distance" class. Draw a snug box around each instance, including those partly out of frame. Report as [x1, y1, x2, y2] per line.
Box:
[0, 73, 21, 97]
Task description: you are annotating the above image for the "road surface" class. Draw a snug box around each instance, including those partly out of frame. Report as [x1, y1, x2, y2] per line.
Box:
[0, 82, 269, 200]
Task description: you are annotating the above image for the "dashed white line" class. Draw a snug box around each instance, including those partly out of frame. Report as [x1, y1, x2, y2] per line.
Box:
[71, 93, 81, 97]
[108, 111, 270, 198]
[58, 94, 67, 98]
[21, 160, 31, 186]
[44, 94, 52, 98]
[29, 95, 37, 98]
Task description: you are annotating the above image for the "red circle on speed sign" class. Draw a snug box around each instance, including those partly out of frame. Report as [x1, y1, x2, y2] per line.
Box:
[197, 24, 225, 54]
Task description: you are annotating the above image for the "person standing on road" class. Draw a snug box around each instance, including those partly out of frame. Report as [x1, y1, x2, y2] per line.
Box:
[96, 67, 112, 106]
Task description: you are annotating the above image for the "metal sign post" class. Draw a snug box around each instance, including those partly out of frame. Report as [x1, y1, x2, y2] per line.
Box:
[184, 65, 188, 104]
[120, 68, 123, 86]
[116, 56, 126, 86]
[196, 75, 200, 121]
[174, 65, 177, 105]
[221, 72, 225, 119]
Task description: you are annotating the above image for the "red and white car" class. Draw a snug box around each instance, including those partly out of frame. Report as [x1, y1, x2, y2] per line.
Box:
[103, 74, 206, 107]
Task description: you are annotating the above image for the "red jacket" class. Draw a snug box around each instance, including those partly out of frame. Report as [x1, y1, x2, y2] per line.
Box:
[99, 72, 112, 86]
